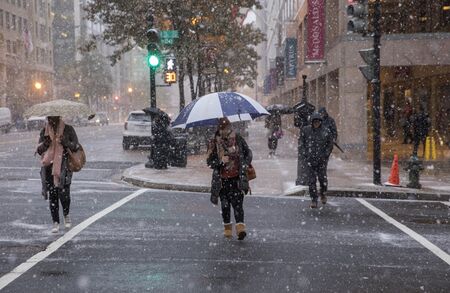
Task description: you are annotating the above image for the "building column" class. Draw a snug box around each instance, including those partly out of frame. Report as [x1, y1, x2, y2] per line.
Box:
[339, 66, 368, 159]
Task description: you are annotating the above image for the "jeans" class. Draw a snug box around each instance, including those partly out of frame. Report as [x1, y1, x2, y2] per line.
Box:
[220, 177, 244, 224]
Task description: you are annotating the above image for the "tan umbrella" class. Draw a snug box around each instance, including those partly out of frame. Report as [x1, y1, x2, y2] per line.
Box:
[24, 99, 95, 119]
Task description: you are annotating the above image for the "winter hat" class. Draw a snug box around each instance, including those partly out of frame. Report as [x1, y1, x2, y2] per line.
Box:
[218, 117, 231, 130]
[310, 112, 323, 122]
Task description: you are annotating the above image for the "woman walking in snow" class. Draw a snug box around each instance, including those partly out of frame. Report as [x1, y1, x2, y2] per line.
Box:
[207, 117, 252, 240]
[36, 116, 79, 233]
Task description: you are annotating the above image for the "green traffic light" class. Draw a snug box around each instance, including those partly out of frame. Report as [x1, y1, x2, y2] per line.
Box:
[147, 54, 160, 68]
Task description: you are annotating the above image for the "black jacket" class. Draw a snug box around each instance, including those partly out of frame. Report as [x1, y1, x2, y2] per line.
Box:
[37, 124, 79, 188]
[412, 111, 431, 140]
[207, 133, 252, 194]
[299, 124, 333, 165]
[322, 116, 338, 142]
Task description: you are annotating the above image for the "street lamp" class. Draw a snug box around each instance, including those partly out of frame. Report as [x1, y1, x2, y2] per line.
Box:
[128, 87, 133, 93]
[34, 82, 42, 90]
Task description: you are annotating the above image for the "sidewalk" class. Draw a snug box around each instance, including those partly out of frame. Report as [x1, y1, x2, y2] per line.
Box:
[122, 121, 450, 201]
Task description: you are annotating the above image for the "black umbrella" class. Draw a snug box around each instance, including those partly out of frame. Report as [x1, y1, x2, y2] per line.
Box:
[266, 104, 293, 114]
[143, 107, 166, 117]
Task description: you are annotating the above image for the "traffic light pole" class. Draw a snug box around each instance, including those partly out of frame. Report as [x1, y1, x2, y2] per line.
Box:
[150, 67, 156, 108]
[372, 0, 382, 185]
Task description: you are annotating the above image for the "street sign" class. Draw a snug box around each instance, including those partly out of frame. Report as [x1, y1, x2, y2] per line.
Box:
[160, 30, 179, 39]
[161, 38, 174, 45]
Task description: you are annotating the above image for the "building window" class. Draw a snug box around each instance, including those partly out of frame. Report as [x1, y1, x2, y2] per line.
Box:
[0, 10, 3, 28]
[379, 0, 450, 34]
[6, 40, 11, 53]
[11, 14, 16, 30]
[18, 16, 22, 32]
[5, 12, 10, 30]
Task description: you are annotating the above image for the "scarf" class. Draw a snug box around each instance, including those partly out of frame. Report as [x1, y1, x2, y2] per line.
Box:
[216, 130, 239, 178]
[41, 120, 65, 187]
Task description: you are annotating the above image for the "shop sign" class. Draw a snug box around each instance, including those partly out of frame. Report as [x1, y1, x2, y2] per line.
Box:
[285, 38, 297, 78]
[305, 0, 325, 63]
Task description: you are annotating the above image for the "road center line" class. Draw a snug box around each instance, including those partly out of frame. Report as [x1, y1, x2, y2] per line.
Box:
[357, 198, 450, 266]
[0, 188, 147, 291]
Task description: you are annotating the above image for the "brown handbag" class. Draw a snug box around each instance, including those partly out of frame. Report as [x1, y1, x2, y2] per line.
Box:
[68, 144, 86, 172]
[247, 163, 256, 181]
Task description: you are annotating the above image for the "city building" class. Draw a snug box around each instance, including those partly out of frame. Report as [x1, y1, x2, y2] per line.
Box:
[0, 0, 54, 119]
[262, 0, 450, 159]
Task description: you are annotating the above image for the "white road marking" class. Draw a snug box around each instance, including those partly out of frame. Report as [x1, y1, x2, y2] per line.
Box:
[357, 198, 450, 266]
[441, 201, 450, 207]
[0, 188, 147, 291]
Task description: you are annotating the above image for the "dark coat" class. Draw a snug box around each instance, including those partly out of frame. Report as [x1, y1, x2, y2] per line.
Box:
[322, 115, 338, 142]
[299, 123, 333, 165]
[207, 133, 252, 195]
[37, 124, 79, 190]
[412, 111, 431, 140]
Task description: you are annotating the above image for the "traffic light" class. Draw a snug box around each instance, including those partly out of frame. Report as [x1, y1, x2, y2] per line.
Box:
[164, 71, 177, 84]
[146, 28, 161, 69]
[347, 0, 368, 34]
[359, 48, 376, 81]
[165, 57, 176, 71]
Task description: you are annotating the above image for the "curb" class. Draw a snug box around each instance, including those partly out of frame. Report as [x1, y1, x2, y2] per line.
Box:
[285, 188, 450, 201]
[122, 176, 210, 193]
[122, 175, 450, 201]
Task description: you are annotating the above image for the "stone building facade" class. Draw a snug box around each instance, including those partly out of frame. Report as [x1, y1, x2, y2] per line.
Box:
[263, 0, 450, 159]
[0, 0, 54, 119]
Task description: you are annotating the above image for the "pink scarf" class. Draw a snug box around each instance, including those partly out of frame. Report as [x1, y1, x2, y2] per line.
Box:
[41, 120, 65, 187]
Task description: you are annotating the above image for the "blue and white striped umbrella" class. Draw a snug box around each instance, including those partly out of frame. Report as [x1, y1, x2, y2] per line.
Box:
[172, 92, 269, 129]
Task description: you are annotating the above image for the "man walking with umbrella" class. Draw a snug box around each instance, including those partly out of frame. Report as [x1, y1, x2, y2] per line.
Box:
[299, 113, 334, 208]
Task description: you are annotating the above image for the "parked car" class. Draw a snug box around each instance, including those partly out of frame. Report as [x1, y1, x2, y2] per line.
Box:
[122, 110, 153, 150]
[0, 107, 12, 133]
[26, 116, 46, 131]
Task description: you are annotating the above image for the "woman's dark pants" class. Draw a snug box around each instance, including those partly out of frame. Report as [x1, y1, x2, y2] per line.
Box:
[47, 175, 71, 224]
[219, 177, 244, 224]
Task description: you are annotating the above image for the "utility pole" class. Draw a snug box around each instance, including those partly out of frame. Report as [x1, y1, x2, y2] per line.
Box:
[372, 0, 382, 185]
[347, 0, 382, 185]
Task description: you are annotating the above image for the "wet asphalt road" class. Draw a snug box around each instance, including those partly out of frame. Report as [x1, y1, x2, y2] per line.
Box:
[0, 125, 449, 292]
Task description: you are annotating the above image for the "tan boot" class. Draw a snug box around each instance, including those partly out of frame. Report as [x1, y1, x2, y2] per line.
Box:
[224, 223, 233, 238]
[235, 223, 247, 240]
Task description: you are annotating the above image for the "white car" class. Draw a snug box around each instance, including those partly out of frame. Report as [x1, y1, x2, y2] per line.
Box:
[122, 110, 153, 150]
[26, 116, 46, 131]
[0, 107, 12, 133]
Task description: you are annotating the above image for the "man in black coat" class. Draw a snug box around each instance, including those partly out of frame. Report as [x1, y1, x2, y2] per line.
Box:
[412, 106, 431, 157]
[318, 107, 337, 143]
[299, 112, 334, 208]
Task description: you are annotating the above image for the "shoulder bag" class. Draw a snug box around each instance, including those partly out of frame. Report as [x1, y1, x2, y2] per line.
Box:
[68, 144, 86, 172]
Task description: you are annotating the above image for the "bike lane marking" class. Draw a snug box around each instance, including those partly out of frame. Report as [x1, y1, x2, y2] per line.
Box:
[357, 198, 450, 266]
[0, 188, 148, 291]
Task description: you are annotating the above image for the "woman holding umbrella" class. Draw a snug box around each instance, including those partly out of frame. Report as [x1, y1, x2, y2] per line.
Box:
[36, 116, 80, 233]
[207, 117, 252, 240]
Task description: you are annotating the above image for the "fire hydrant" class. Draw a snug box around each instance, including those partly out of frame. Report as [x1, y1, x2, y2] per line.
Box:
[404, 155, 424, 189]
